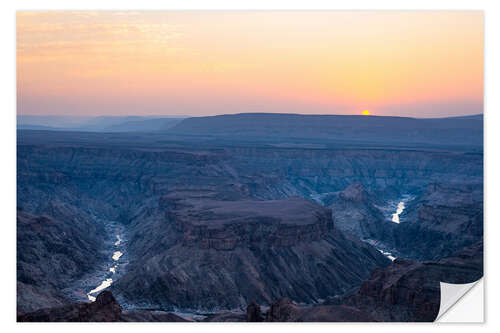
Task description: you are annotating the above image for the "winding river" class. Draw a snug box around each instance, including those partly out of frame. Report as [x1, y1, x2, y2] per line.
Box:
[87, 233, 126, 302]
[375, 195, 415, 261]
[391, 201, 406, 223]
[389, 194, 414, 224]
[82, 195, 411, 302]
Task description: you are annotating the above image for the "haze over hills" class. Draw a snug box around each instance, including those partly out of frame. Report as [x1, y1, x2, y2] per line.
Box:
[16, 10, 484, 322]
[17, 122, 483, 319]
[17, 115, 185, 132]
[16, 111, 483, 321]
[17, 113, 483, 148]
[166, 113, 483, 147]
[17, 115, 94, 128]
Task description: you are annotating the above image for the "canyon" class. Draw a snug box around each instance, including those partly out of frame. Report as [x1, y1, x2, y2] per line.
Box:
[16, 114, 483, 321]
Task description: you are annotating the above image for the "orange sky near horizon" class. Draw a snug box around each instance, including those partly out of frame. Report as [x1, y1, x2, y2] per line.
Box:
[17, 11, 484, 117]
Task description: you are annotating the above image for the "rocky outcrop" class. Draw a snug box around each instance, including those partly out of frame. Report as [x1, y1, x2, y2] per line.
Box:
[17, 209, 106, 312]
[265, 298, 376, 322]
[335, 241, 483, 322]
[17, 130, 482, 314]
[328, 181, 483, 262]
[203, 311, 247, 322]
[246, 301, 262, 322]
[18, 291, 122, 322]
[18, 291, 191, 322]
[18, 131, 483, 207]
[112, 196, 390, 310]
[175, 197, 334, 250]
[203, 298, 376, 322]
[120, 310, 190, 322]
[393, 183, 483, 260]
[339, 182, 366, 202]
[328, 183, 395, 244]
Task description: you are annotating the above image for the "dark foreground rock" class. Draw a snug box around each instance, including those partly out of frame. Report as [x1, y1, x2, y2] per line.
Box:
[18, 291, 121, 322]
[203, 311, 247, 322]
[18, 239, 483, 323]
[335, 241, 483, 321]
[247, 301, 262, 322]
[120, 310, 190, 322]
[17, 130, 482, 314]
[18, 291, 188, 322]
[265, 298, 376, 322]
[255, 241, 483, 323]
[17, 209, 106, 312]
[202, 298, 375, 322]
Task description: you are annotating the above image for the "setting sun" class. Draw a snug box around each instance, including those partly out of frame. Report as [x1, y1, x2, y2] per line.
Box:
[362, 110, 371, 116]
[16, 11, 483, 117]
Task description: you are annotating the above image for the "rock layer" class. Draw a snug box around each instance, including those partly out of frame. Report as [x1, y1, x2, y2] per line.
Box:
[112, 196, 390, 310]
[265, 297, 376, 322]
[17, 209, 106, 312]
[393, 183, 483, 260]
[18, 291, 121, 322]
[17, 130, 483, 313]
[335, 241, 483, 321]
[328, 182, 394, 244]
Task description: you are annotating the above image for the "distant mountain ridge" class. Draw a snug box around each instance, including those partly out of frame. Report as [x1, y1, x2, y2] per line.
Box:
[17, 113, 483, 146]
[17, 115, 185, 132]
[442, 114, 483, 120]
[166, 113, 483, 146]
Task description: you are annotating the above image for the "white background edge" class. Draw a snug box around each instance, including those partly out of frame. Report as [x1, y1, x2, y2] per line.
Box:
[1, 0, 497, 332]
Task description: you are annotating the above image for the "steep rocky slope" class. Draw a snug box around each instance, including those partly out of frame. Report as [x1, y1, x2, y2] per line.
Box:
[235, 241, 482, 322]
[326, 182, 395, 244]
[18, 291, 121, 322]
[17, 208, 106, 312]
[112, 196, 390, 310]
[336, 241, 483, 321]
[326, 181, 483, 261]
[18, 290, 376, 322]
[393, 183, 483, 260]
[18, 290, 187, 322]
[265, 297, 376, 322]
[17, 130, 483, 313]
[20, 238, 481, 323]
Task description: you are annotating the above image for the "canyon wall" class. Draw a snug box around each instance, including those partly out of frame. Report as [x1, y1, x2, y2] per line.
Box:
[17, 131, 483, 311]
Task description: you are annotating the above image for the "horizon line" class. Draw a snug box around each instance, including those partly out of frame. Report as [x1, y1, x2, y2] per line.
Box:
[17, 112, 484, 120]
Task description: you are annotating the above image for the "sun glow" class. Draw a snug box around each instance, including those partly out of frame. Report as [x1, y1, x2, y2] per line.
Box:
[362, 110, 371, 116]
[16, 11, 483, 117]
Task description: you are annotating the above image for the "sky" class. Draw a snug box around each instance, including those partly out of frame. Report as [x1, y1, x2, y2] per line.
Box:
[17, 11, 483, 118]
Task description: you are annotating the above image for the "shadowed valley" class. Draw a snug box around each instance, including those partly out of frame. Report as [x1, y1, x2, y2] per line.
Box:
[17, 113, 483, 322]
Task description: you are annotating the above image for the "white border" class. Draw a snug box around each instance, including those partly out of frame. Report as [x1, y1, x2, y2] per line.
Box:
[2, 1, 497, 332]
